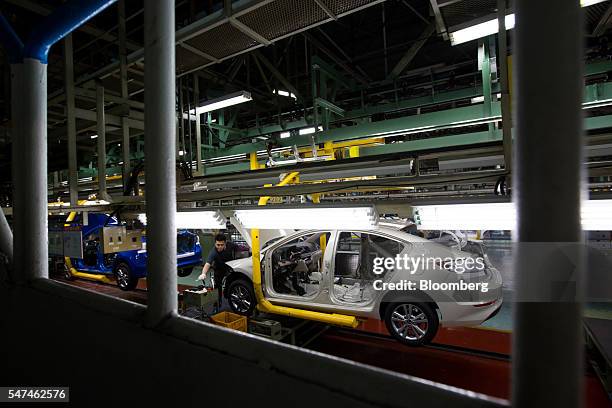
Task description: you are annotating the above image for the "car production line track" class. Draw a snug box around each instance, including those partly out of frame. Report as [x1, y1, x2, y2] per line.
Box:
[52, 276, 611, 407]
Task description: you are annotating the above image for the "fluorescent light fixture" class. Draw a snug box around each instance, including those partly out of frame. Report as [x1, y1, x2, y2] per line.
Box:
[581, 0, 607, 6]
[452, 1, 603, 46]
[274, 89, 297, 100]
[233, 206, 379, 229]
[138, 210, 226, 229]
[415, 203, 515, 230]
[90, 134, 98, 139]
[176, 211, 226, 229]
[190, 91, 252, 115]
[415, 200, 612, 231]
[450, 14, 515, 45]
[471, 93, 502, 104]
[280, 131, 291, 139]
[581, 200, 612, 231]
[583, 99, 612, 110]
[299, 126, 323, 135]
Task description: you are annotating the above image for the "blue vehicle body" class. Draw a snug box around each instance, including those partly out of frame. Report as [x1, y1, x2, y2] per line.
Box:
[68, 213, 202, 281]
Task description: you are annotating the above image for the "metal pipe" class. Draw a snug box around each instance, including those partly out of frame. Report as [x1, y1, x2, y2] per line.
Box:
[513, 1, 584, 407]
[119, 0, 130, 186]
[0, 206, 13, 270]
[96, 82, 108, 199]
[186, 75, 193, 171]
[497, 0, 512, 173]
[144, 0, 177, 326]
[194, 74, 203, 176]
[10, 64, 22, 281]
[20, 58, 48, 280]
[23, 0, 117, 63]
[64, 35, 78, 206]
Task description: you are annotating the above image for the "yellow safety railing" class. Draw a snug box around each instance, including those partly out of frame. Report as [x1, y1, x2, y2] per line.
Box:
[249, 171, 359, 328]
[63, 203, 113, 284]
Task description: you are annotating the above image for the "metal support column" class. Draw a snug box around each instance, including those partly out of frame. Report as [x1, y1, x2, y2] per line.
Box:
[479, 38, 494, 138]
[96, 81, 108, 199]
[513, 1, 584, 407]
[194, 74, 203, 176]
[0, 206, 12, 269]
[144, 0, 177, 325]
[119, 0, 130, 188]
[21, 59, 48, 280]
[10, 64, 22, 280]
[64, 35, 78, 206]
[498, 0, 512, 173]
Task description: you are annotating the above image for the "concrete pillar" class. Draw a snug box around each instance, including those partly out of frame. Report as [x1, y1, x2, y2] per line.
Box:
[20, 59, 48, 281]
[512, 1, 584, 407]
[144, 0, 177, 325]
[64, 35, 78, 206]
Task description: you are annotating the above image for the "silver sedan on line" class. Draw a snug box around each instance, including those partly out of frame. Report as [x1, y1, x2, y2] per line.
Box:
[220, 226, 502, 346]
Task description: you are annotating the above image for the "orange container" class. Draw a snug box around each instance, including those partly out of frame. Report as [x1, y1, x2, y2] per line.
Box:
[210, 311, 247, 332]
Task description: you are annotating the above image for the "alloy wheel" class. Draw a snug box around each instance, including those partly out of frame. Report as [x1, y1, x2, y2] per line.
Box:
[390, 303, 429, 341]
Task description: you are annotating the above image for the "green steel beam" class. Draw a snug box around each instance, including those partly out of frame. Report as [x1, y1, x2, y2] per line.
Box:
[244, 118, 310, 138]
[311, 55, 356, 91]
[254, 51, 303, 103]
[202, 103, 501, 158]
[202, 161, 250, 176]
[585, 60, 612, 76]
[342, 85, 500, 121]
[584, 82, 612, 104]
[360, 130, 502, 157]
[315, 97, 345, 117]
[314, 102, 501, 144]
[585, 114, 612, 130]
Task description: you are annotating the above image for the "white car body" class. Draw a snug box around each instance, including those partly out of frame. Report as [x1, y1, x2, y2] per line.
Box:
[225, 226, 502, 329]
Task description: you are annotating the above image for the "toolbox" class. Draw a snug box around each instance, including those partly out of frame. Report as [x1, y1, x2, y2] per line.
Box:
[248, 317, 283, 340]
[181, 287, 218, 314]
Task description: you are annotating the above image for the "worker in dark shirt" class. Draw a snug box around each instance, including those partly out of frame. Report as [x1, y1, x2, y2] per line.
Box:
[197, 233, 233, 306]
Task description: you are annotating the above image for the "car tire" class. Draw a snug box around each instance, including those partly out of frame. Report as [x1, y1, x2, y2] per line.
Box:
[114, 262, 138, 291]
[178, 266, 193, 277]
[384, 302, 438, 346]
[227, 279, 256, 316]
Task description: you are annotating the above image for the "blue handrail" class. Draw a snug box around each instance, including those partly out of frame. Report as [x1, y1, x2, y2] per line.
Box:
[0, 0, 117, 64]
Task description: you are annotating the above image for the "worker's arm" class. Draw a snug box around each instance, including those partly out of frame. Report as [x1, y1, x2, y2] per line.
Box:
[197, 262, 211, 281]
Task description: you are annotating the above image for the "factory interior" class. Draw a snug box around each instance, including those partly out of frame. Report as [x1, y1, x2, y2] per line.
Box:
[1, 0, 612, 406]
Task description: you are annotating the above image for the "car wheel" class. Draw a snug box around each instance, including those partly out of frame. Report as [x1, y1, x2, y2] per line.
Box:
[178, 266, 193, 277]
[384, 302, 438, 346]
[227, 279, 256, 316]
[114, 262, 138, 291]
